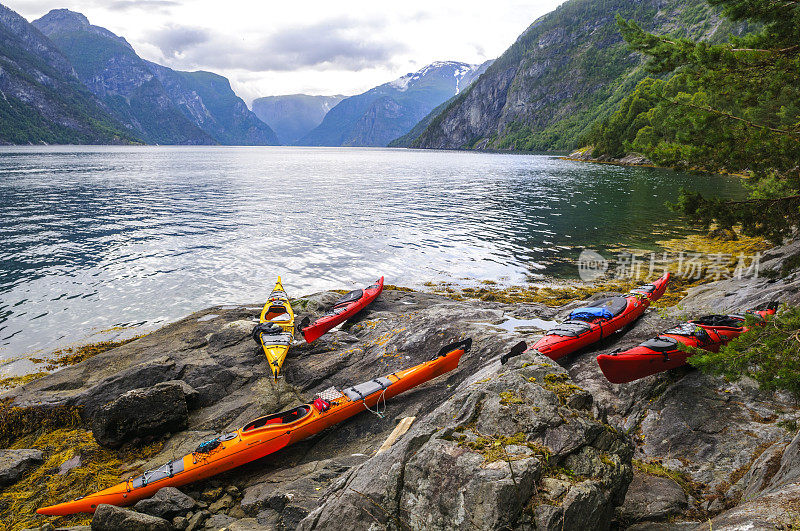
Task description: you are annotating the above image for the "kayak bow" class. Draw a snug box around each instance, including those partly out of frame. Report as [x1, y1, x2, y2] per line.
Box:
[37, 338, 471, 516]
[597, 302, 778, 384]
[300, 277, 384, 343]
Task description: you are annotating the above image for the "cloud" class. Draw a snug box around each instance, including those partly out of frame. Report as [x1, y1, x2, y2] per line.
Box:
[146, 17, 406, 72]
[148, 23, 210, 56]
[107, 0, 179, 10]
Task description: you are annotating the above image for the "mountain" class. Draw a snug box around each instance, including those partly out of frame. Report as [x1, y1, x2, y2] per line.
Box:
[410, 0, 747, 151]
[252, 94, 345, 144]
[0, 3, 135, 144]
[32, 9, 213, 145]
[297, 61, 488, 147]
[146, 64, 279, 145]
[33, 9, 278, 146]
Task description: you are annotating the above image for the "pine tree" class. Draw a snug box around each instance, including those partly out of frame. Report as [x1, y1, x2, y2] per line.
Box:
[587, 0, 800, 242]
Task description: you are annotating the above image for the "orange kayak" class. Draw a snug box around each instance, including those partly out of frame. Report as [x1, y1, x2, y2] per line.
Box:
[37, 339, 471, 516]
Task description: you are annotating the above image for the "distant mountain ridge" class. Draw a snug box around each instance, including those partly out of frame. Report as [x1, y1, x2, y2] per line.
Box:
[31, 9, 278, 145]
[146, 63, 279, 145]
[0, 3, 133, 144]
[409, 0, 749, 152]
[252, 94, 345, 144]
[297, 61, 491, 147]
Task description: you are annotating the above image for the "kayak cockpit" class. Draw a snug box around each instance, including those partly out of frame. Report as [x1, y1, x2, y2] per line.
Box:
[691, 314, 745, 328]
[243, 405, 312, 432]
[335, 289, 363, 307]
[570, 297, 628, 321]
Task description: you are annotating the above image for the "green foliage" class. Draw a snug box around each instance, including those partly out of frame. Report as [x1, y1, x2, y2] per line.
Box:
[413, 0, 747, 151]
[0, 23, 137, 144]
[688, 306, 800, 397]
[586, 0, 800, 241]
[47, 31, 133, 81]
[42, 29, 213, 145]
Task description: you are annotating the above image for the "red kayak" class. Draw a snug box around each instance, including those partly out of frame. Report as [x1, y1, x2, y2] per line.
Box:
[299, 277, 384, 343]
[527, 273, 670, 361]
[597, 302, 777, 383]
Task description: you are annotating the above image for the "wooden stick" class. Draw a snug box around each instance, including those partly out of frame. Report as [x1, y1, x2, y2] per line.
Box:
[376, 416, 416, 455]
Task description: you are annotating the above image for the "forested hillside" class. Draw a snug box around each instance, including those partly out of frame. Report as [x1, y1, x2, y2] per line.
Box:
[585, 0, 799, 243]
[410, 0, 748, 151]
[0, 3, 135, 144]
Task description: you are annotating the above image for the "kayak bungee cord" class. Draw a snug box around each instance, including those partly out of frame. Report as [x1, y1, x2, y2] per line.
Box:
[37, 338, 471, 516]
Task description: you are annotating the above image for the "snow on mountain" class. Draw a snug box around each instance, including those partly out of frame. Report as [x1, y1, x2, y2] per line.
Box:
[388, 61, 480, 93]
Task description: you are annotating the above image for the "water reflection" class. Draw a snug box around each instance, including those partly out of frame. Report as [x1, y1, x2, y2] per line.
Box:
[0, 146, 745, 359]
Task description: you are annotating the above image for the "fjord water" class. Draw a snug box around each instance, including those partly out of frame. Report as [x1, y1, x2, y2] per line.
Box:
[0, 146, 745, 363]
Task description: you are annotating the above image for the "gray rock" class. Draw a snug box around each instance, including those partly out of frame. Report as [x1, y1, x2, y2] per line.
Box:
[203, 514, 236, 529]
[58, 454, 81, 475]
[297, 350, 633, 530]
[566, 149, 653, 166]
[241, 455, 367, 524]
[186, 510, 211, 531]
[255, 509, 281, 527]
[617, 153, 654, 166]
[626, 523, 699, 531]
[92, 381, 189, 447]
[20, 525, 54, 531]
[173, 516, 189, 530]
[760, 427, 800, 493]
[225, 518, 271, 531]
[735, 434, 793, 501]
[90, 504, 171, 531]
[702, 482, 800, 530]
[208, 493, 234, 513]
[619, 471, 687, 522]
[0, 448, 43, 487]
[134, 486, 196, 518]
[677, 238, 800, 314]
[157, 380, 201, 410]
[636, 374, 789, 490]
[5, 281, 798, 531]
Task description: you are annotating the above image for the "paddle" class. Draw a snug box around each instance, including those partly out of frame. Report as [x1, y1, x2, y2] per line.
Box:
[500, 341, 528, 364]
[433, 338, 472, 358]
[296, 315, 311, 335]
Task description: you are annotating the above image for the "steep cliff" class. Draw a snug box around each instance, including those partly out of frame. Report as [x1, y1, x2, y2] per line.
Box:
[147, 64, 279, 146]
[32, 9, 279, 146]
[251, 94, 345, 145]
[0, 3, 134, 144]
[298, 61, 486, 147]
[411, 0, 745, 151]
[33, 9, 214, 145]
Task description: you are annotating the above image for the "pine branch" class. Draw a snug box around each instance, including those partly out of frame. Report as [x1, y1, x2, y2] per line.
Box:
[723, 193, 800, 206]
[665, 98, 800, 139]
[639, 31, 797, 55]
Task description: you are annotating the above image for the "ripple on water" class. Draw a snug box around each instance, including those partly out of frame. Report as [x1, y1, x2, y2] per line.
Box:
[0, 146, 746, 360]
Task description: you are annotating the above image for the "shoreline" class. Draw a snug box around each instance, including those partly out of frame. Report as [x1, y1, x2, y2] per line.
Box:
[1, 244, 797, 529]
[0, 223, 771, 392]
[562, 146, 752, 179]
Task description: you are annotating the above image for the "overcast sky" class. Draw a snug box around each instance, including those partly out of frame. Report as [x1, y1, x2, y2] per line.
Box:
[9, 0, 564, 104]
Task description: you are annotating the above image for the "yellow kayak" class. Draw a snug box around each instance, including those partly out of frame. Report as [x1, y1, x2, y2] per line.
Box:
[253, 277, 295, 378]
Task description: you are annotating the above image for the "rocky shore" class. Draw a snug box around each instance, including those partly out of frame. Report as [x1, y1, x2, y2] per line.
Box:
[2, 241, 800, 530]
[563, 148, 655, 167]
